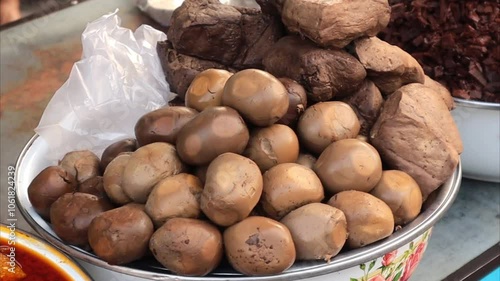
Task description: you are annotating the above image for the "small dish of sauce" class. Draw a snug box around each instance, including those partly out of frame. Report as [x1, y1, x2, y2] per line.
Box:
[0, 224, 91, 281]
[1, 236, 71, 281]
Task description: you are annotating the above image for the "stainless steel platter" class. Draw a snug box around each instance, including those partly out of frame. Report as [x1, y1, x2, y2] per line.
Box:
[15, 134, 462, 280]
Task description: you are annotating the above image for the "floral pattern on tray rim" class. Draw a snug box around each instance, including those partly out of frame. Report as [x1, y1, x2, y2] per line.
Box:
[349, 229, 431, 281]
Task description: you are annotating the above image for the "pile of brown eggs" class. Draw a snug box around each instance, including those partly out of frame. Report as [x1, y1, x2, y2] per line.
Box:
[27, 68, 423, 277]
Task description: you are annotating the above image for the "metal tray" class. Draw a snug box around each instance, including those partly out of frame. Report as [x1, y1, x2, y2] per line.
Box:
[15, 134, 462, 280]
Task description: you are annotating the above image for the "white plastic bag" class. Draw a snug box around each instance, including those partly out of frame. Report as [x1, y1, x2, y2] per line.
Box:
[35, 10, 173, 162]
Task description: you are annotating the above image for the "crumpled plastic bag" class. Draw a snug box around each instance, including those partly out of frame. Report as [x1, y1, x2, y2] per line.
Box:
[35, 10, 173, 162]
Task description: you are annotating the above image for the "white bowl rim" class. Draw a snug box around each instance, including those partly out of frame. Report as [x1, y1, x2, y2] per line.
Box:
[0, 223, 93, 280]
[453, 97, 500, 110]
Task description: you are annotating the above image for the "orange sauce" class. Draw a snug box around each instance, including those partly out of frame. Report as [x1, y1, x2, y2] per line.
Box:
[0, 237, 72, 281]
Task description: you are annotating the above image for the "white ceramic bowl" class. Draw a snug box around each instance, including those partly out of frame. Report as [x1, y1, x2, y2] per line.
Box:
[15, 135, 462, 281]
[451, 98, 500, 182]
[0, 224, 92, 280]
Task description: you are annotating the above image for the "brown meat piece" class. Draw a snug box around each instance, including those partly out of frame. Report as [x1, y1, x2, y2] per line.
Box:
[343, 80, 384, 136]
[281, 0, 391, 48]
[423, 75, 455, 110]
[232, 13, 285, 69]
[263, 36, 366, 102]
[167, 0, 284, 69]
[255, 0, 285, 15]
[167, 0, 246, 65]
[370, 83, 463, 199]
[354, 36, 425, 94]
[157, 40, 231, 99]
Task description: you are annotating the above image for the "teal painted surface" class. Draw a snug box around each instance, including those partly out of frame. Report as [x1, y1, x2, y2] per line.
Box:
[481, 267, 500, 281]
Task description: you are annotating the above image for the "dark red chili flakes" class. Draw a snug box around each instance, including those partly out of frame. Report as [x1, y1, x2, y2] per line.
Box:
[379, 0, 500, 103]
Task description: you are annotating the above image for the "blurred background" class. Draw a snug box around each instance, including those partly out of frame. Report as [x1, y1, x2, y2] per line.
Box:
[1, 0, 85, 26]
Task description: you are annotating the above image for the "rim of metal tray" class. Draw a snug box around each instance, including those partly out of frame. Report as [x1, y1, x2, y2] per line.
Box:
[15, 134, 462, 281]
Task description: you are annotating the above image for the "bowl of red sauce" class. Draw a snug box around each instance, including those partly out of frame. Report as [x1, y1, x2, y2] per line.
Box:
[0, 223, 92, 281]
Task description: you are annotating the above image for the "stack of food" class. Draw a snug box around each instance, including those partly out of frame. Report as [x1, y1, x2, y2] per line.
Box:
[26, 0, 463, 278]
